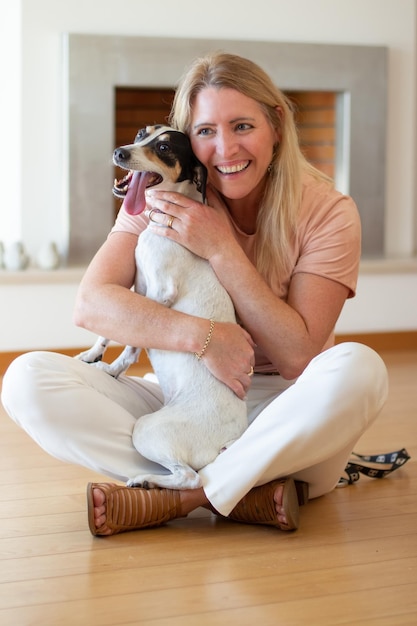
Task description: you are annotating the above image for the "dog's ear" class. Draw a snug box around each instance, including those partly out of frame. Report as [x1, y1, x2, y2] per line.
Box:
[193, 161, 208, 203]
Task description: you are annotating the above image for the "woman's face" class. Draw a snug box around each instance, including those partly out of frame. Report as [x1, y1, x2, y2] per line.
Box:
[189, 87, 279, 205]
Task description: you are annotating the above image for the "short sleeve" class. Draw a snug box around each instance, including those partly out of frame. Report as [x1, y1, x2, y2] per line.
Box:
[293, 184, 361, 298]
[109, 203, 149, 238]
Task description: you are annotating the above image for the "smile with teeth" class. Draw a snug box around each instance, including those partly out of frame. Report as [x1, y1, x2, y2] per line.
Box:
[216, 161, 250, 174]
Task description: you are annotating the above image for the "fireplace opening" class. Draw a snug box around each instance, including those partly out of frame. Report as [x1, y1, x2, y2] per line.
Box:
[113, 87, 337, 219]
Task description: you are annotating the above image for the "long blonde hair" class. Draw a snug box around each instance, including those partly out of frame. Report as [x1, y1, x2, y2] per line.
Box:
[169, 51, 331, 285]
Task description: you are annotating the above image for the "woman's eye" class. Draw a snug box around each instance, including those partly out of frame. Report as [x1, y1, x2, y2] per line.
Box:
[236, 123, 253, 131]
[197, 127, 214, 136]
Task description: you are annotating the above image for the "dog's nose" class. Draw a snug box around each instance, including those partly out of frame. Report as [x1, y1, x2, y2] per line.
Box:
[114, 148, 130, 161]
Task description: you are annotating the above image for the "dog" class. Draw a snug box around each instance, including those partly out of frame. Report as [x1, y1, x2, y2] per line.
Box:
[77, 125, 248, 490]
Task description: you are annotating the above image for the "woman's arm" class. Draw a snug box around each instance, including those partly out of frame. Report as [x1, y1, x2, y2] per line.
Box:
[74, 231, 255, 397]
[144, 188, 351, 379]
[210, 245, 349, 379]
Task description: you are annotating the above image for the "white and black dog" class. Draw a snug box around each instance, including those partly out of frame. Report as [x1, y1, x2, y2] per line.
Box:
[77, 125, 247, 490]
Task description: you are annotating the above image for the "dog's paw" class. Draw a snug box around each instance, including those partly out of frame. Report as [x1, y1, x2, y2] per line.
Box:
[89, 361, 124, 378]
[127, 477, 155, 488]
[75, 337, 109, 363]
[127, 470, 202, 490]
[74, 350, 102, 363]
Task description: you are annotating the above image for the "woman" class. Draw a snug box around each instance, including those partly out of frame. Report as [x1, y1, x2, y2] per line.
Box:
[1, 52, 388, 536]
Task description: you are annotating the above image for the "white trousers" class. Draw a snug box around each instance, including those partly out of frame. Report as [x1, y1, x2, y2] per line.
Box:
[1, 342, 388, 516]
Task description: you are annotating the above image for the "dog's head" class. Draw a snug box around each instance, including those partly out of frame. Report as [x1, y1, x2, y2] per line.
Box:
[112, 124, 207, 215]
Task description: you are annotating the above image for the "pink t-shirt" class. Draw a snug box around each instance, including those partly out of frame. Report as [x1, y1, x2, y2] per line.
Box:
[110, 174, 361, 370]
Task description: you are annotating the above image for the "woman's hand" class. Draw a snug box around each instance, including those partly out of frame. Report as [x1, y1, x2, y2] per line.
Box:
[144, 186, 238, 262]
[200, 321, 256, 400]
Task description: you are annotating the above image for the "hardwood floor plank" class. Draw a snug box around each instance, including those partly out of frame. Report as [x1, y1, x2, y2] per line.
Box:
[1, 580, 416, 626]
[1, 543, 417, 606]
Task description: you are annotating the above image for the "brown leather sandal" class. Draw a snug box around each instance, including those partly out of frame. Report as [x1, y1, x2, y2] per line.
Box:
[87, 482, 183, 537]
[218, 478, 308, 531]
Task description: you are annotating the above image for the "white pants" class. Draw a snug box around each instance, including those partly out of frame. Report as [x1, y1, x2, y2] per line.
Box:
[1, 342, 388, 516]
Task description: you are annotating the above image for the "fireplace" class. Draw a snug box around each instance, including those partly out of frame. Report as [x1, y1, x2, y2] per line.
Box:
[65, 35, 387, 264]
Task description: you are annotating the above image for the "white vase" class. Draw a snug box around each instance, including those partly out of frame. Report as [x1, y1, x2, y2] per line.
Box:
[4, 241, 30, 271]
[36, 241, 61, 270]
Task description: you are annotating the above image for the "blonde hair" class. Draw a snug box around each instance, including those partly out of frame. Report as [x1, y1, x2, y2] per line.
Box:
[169, 51, 332, 285]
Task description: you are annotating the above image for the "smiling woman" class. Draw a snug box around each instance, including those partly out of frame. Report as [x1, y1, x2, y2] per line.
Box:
[1, 50, 389, 539]
[186, 86, 279, 235]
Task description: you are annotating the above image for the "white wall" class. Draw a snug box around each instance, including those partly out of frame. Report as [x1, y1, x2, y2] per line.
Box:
[0, 273, 93, 351]
[0, 1, 21, 243]
[0, 0, 416, 351]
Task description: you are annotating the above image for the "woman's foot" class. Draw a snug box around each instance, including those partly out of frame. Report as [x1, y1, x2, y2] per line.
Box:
[88, 478, 308, 536]
[224, 478, 308, 531]
[87, 482, 185, 536]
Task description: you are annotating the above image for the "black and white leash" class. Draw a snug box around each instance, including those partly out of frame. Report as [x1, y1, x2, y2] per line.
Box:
[338, 448, 411, 487]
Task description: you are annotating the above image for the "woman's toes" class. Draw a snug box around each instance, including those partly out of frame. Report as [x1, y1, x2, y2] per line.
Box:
[92, 488, 109, 530]
[273, 483, 288, 526]
[95, 513, 103, 529]
[92, 487, 105, 507]
[276, 508, 288, 526]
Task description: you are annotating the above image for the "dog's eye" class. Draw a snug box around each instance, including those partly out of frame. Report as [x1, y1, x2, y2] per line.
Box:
[158, 142, 171, 153]
[135, 129, 146, 142]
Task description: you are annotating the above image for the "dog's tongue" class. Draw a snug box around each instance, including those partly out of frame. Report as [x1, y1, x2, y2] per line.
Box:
[123, 171, 152, 215]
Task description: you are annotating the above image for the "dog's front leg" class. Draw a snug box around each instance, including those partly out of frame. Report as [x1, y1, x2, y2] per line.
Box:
[94, 345, 142, 378]
[75, 336, 110, 363]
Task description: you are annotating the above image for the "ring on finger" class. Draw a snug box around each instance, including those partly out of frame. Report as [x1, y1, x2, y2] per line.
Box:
[247, 365, 254, 376]
[167, 215, 175, 229]
[148, 208, 158, 223]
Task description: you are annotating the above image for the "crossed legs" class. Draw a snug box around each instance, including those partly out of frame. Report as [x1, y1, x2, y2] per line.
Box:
[1, 343, 388, 536]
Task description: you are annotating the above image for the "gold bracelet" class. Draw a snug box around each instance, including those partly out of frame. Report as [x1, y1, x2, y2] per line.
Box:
[194, 319, 215, 360]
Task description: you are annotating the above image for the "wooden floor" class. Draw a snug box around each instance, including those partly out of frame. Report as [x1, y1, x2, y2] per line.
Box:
[0, 350, 416, 625]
